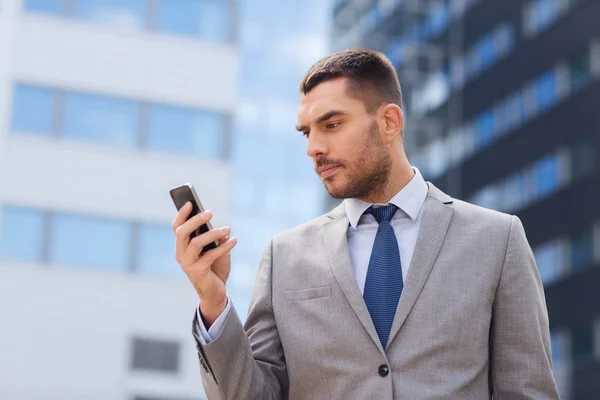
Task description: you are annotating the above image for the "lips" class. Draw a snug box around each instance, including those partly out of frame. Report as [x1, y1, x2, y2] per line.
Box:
[317, 165, 341, 178]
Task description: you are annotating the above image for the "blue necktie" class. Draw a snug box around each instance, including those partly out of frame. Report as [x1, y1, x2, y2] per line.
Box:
[363, 204, 404, 349]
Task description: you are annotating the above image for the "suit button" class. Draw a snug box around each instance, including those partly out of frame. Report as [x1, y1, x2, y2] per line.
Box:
[378, 364, 389, 377]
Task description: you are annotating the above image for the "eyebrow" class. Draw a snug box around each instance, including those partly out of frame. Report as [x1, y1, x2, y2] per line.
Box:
[296, 110, 348, 132]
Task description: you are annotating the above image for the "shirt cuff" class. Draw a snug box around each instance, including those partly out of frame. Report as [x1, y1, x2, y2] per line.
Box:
[195, 297, 231, 345]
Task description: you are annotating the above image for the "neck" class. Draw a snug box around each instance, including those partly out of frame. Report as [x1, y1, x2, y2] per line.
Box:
[360, 157, 414, 204]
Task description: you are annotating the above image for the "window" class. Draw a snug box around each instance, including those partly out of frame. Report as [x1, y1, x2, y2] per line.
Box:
[501, 171, 528, 211]
[568, 48, 592, 92]
[470, 186, 499, 210]
[474, 111, 495, 149]
[570, 141, 595, 179]
[49, 213, 132, 271]
[131, 337, 180, 373]
[533, 69, 559, 113]
[550, 330, 569, 364]
[534, 240, 563, 285]
[525, 0, 562, 35]
[571, 324, 594, 363]
[23, 0, 63, 15]
[0, 206, 45, 262]
[72, 0, 146, 29]
[11, 85, 55, 135]
[63, 92, 139, 148]
[534, 152, 560, 198]
[495, 24, 515, 56]
[147, 105, 225, 159]
[474, 34, 497, 72]
[425, 2, 448, 38]
[495, 92, 525, 135]
[155, 0, 230, 43]
[571, 227, 594, 271]
[136, 224, 181, 277]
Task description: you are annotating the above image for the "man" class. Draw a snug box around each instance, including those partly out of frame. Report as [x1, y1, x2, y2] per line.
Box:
[173, 50, 559, 399]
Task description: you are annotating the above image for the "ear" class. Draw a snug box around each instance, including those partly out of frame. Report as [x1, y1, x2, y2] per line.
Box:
[380, 104, 404, 143]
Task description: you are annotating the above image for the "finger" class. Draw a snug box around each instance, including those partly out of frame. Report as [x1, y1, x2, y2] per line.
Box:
[175, 210, 213, 247]
[200, 236, 238, 266]
[182, 226, 231, 267]
[175, 210, 212, 263]
[172, 201, 192, 233]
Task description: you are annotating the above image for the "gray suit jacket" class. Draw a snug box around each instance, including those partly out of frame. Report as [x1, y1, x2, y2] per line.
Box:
[193, 183, 559, 399]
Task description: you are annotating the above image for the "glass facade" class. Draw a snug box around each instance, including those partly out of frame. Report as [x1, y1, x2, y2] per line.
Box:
[418, 40, 597, 174]
[136, 223, 181, 277]
[10, 84, 227, 159]
[49, 213, 132, 271]
[147, 105, 224, 159]
[0, 206, 180, 276]
[155, 0, 230, 42]
[72, 0, 146, 29]
[11, 85, 55, 136]
[0, 206, 45, 262]
[63, 92, 140, 148]
[22, 0, 233, 43]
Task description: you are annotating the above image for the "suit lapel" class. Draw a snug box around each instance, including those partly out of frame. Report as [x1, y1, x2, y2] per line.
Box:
[320, 206, 384, 352]
[385, 183, 454, 351]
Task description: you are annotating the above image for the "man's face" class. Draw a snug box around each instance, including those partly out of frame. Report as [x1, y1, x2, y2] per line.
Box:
[296, 77, 391, 200]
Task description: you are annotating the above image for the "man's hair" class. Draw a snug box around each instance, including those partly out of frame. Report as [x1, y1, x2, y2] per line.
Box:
[299, 49, 402, 114]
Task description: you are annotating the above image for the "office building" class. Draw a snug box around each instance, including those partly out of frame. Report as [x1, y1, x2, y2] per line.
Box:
[332, 0, 600, 398]
[0, 0, 238, 399]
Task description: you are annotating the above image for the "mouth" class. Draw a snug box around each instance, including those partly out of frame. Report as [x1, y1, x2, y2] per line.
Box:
[317, 165, 341, 179]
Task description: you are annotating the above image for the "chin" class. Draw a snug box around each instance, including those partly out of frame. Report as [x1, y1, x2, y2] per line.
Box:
[324, 182, 349, 200]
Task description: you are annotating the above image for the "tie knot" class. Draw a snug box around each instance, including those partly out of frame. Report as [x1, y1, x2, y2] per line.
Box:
[366, 204, 398, 224]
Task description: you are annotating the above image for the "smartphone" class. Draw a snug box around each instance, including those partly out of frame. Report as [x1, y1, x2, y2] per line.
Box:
[169, 183, 219, 254]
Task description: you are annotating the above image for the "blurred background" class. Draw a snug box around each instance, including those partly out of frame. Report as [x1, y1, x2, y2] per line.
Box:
[0, 0, 598, 399]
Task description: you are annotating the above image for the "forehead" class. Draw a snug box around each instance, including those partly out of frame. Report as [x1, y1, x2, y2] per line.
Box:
[297, 77, 364, 121]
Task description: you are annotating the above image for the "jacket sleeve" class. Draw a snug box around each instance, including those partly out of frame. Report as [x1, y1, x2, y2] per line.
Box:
[193, 238, 288, 399]
[490, 215, 560, 399]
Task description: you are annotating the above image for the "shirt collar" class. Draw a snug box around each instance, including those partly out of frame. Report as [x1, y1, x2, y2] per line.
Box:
[344, 167, 428, 229]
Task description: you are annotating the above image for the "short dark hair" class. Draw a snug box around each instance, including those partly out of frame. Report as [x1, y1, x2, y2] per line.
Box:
[299, 49, 402, 113]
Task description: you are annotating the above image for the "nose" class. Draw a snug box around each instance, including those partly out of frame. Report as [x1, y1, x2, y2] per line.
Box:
[306, 132, 328, 159]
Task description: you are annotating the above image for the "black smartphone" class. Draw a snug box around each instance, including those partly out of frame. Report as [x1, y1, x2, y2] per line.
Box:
[169, 183, 219, 253]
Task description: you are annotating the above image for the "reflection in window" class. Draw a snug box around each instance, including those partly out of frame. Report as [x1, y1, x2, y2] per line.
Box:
[550, 330, 568, 364]
[137, 224, 182, 277]
[474, 111, 495, 149]
[11, 85, 55, 135]
[49, 213, 132, 271]
[471, 186, 499, 210]
[72, 0, 146, 29]
[533, 69, 559, 113]
[525, 0, 562, 35]
[534, 240, 563, 285]
[63, 92, 139, 148]
[23, 0, 63, 15]
[534, 153, 560, 198]
[571, 228, 594, 271]
[155, 0, 230, 42]
[0, 206, 45, 262]
[502, 171, 528, 212]
[147, 105, 224, 159]
[495, 92, 525, 135]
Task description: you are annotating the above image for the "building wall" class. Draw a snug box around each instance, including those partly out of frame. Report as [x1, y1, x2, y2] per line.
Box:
[0, 0, 238, 398]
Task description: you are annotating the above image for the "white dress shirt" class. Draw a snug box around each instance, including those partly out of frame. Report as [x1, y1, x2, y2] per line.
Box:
[196, 167, 429, 343]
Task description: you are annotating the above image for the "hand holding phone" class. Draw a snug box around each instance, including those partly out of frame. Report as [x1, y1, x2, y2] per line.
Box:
[170, 183, 237, 326]
[170, 183, 219, 254]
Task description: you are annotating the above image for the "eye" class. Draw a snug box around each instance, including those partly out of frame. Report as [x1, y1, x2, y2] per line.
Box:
[301, 131, 310, 138]
[326, 122, 340, 129]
